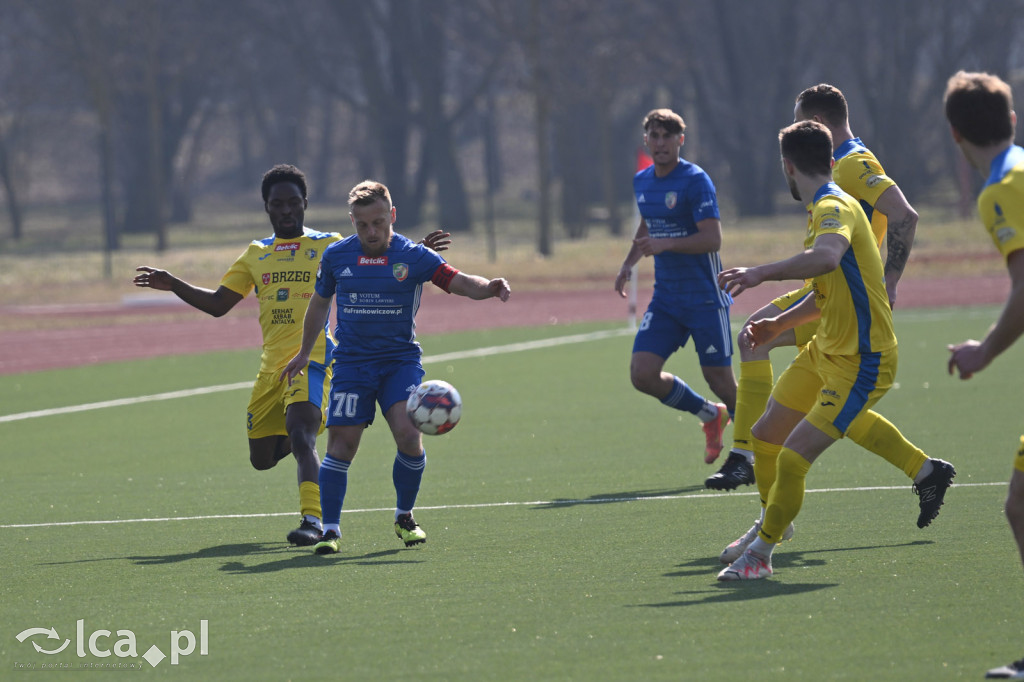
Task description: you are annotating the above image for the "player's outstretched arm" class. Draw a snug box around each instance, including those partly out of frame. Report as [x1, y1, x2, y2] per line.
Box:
[948, 248, 1024, 379]
[448, 272, 511, 301]
[746, 295, 820, 350]
[421, 230, 452, 252]
[280, 291, 333, 384]
[133, 266, 242, 317]
[719, 234, 848, 297]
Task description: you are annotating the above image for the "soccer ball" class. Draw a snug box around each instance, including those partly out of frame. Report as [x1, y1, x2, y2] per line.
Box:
[406, 380, 462, 435]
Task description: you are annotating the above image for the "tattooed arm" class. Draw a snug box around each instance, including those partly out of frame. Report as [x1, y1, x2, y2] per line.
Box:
[874, 184, 919, 308]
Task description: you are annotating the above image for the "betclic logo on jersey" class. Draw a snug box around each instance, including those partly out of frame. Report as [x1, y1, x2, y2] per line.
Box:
[358, 256, 388, 266]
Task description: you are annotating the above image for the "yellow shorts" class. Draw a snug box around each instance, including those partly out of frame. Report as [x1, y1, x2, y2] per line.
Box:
[246, 361, 331, 439]
[771, 283, 818, 347]
[1016, 436, 1024, 474]
[771, 340, 897, 440]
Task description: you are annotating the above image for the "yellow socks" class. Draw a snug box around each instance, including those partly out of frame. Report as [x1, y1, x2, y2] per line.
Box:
[846, 410, 927, 479]
[761, 448, 811, 543]
[299, 480, 322, 521]
[752, 436, 782, 507]
[732, 360, 773, 454]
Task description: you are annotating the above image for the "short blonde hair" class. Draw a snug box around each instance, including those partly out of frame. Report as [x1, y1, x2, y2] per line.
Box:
[347, 180, 392, 210]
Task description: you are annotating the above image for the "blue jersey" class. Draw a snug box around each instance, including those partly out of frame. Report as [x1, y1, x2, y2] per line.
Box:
[314, 233, 448, 362]
[634, 160, 732, 309]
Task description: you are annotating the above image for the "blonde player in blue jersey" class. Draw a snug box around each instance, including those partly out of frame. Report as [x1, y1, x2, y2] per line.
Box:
[711, 85, 955, 561]
[281, 180, 509, 555]
[715, 120, 900, 581]
[133, 165, 450, 547]
[615, 109, 736, 465]
[944, 71, 1024, 681]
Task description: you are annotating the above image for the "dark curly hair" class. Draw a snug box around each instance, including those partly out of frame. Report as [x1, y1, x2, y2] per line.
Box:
[261, 164, 308, 202]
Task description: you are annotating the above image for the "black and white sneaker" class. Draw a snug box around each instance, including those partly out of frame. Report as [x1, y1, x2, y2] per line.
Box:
[704, 451, 755, 490]
[986, 657, 1024, 679]
[287, 518, 323, 546]
[913, 459, 955, 528]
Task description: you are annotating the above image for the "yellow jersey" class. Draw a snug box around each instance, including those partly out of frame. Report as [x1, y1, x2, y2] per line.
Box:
[220, 227, 340, 372]
[831, 138, 895, 249]
[806, 183, 896, 356]
[979, 144, 1024, 261]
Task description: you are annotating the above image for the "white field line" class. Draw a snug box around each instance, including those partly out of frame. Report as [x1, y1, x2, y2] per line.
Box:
[0, 482, 1004, 530]
[0, 328, 633, 424]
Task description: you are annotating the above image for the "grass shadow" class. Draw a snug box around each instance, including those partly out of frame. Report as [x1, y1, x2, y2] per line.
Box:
[218, 548, 421, 574]
[532, 486, 707, 509]
[639, 539, 935, 607]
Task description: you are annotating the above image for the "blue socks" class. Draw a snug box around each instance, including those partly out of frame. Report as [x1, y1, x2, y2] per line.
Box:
[318, 451, 426, 529]
[660, 376, 708, 415]
[393, 450, 426, 516]
[319, 455, 350, 528]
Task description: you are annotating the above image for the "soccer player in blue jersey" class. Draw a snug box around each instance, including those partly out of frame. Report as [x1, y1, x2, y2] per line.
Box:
[134, 165, 450, 547]
[710, 86, 954, 557]
[944, 71, 1024, 681]
[615, 109, 736, 465]
[280, 180, 510, 554]
[716, 120, 901, 581]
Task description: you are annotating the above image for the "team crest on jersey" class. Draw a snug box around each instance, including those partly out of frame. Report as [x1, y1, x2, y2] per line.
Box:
[664, 192, 678, 209]
[393, 263, 409, 281]
[262, 273, 271, 285]
[304, 248, 317, 260]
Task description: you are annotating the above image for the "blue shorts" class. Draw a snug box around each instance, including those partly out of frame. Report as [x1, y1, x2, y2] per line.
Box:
[633, 298, 733, 367]
[326, 358, 424, 427]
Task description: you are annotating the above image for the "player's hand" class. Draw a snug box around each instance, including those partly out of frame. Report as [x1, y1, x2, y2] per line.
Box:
[947, 340, 988, 380]
[885, 275, 899, 309]
[746, 317, 782, 350]
[614, 267, 632, 298]
[487, 278, 511, 302]
[421, 230, 452, 252]
[133, 266, 175, 291]
[633, 236, 664, 257]
[279, 354, 309, 386]
[718, 266, 763, 296]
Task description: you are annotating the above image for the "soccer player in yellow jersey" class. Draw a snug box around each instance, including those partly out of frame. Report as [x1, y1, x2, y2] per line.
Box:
[714, 120, 902, 580]
[133, 164, 450, 546]
[709, 84, 955, 549]
[943, 71, 1024, 681]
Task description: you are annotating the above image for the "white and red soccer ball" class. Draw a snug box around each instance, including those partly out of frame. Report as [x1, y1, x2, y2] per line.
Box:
[406, 380, 462, 435]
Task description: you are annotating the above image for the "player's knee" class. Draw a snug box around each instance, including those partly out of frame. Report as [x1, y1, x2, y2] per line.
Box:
[630, 371, 658, 395]
[249, 450, 278, 471]
[1005, 492, 1024, 527]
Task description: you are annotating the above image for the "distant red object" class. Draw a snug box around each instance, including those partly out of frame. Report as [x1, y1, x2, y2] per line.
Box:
[636, 148, 654, 172]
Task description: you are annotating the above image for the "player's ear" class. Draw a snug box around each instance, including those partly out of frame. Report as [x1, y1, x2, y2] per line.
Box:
[391, 206, 397, 224]
[949, 125, 963, 143]
[678, 133, 685, 146]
